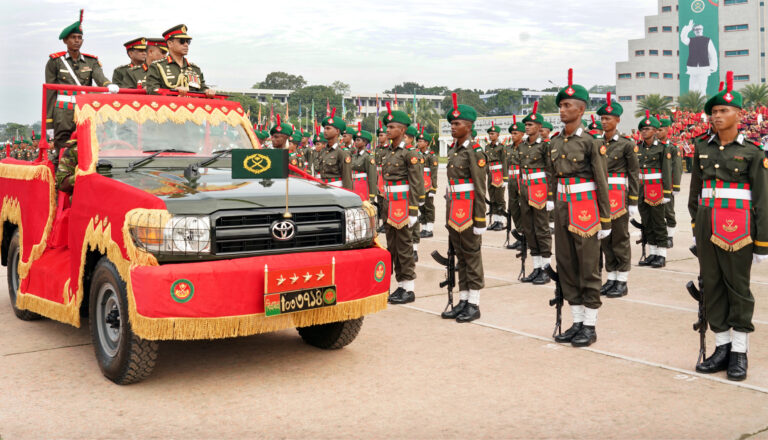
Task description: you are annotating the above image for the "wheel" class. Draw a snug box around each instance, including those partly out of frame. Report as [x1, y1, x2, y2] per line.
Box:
[89, 257, 158, 384]
[297, 317, 364, 349]
[6, 230, 40, 320]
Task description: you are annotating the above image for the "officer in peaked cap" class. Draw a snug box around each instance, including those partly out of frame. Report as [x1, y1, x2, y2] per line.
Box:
[112, 37, 147, 88]
[144, 24, 214, 98]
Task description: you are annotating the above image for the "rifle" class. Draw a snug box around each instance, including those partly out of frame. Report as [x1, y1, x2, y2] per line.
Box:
[431, 240, 457, 314]
[544, 264, 563, 337]
[503, 208, 513, 247]
[630, 218, 647, 263]
[686, 245, 707, 366]
[511, 228, 527, 280]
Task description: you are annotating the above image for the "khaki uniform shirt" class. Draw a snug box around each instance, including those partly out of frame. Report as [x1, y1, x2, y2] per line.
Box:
[44, 52, 111, 122]
[145, 56, 208, 94]
[604, 133, 641, 206]
[381, 141, 424, 218]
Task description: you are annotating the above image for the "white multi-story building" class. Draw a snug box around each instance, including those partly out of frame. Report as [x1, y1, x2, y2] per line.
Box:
[615, 0, 768, 132]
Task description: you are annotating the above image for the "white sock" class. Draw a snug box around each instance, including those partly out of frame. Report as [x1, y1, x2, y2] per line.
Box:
[606, 271, 618, 281]
[397, 281, 403, 289]
[533, 255, 541, 269]
[570, 305, 585, 323]
[583, 307, 598, 326]
[426, 223, 433, 232]
[649, 245, 658, 256]
[542, 257, 551, 267]
[715, 330, 732, 347]
[667, 226, 676, 237]
[468, 289, 480, 305]
[413, 243, 418, 251]
[459, 290, 469, 301]
[402, 279, 415, 292]
[732, 331, 749, 353]
[657, 247, 667, 258]
[617, 271, 629, 282]
[549, 222, 554, 229]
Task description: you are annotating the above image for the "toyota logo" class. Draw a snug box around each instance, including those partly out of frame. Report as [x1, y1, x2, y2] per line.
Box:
[271, 220, 296, 241]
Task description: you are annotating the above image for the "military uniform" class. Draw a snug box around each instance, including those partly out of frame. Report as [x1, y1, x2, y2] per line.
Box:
[420, 137, 439, 238]
[145, 25, 207, 95]
[409, 146, 425, 258]
[374, 125, 389, 228]
[689, 74, 768, 381]
[351, 129, 378, 202]
[485, 125, 507, 230]
[660, 118, 683, 247]
[319, 112, 353, 190]
[112, 38, 148, 88]
[55, 140, 78, 192]
[519, 132, 553, 284]
[504, 121, 525, 249]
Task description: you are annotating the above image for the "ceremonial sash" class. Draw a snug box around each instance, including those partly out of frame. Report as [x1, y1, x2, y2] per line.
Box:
[56, 90, 86, 110]
[640, 168, 664, 206]
[352, 172, 369, 201]
[489, 161, 503, 187]
[376, 165, 384, 193]
[607, 173, 628, 219]
[522, 169, 548, 210]
[509, 164, 521, 188]
[700, 180, 753, 252]
[557, 178, 600, 237]
[423, 168, 432, 192]
[447, 178, 475, 232]
[385, 180, 410, 229]
[322, 177, 343, 187]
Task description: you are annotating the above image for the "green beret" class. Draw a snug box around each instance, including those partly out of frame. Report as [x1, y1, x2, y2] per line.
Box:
[522, 113, 543, 125]
[556, 70, 590, 105]
[487, 124, 501, 134]
[508, 122, 525, 133]
[291, 132, 303, 143]
[354, 130, 373, 143]
[13, 139, 21, 145]
[344, 126, 357, 136]
[313, 133, 327, 143]
[322, 112, 346, 131]
[542, 121, 553, 130]
[270, 118, 294, 137]
[416, 132, 431, 142]
[588, 120, 603, 131]
[471, 129, 477, 138]
[597, 100, 623, 117]
[376, 126, 387, 136]
[446, 104, 477, 123]
[381, 110, 411, 126]
[638, 115, 660, 130]
[59, 18, 83, 40]
[405, 125, 418, 137]
[658, 116, 672, 128]
[705, 73, 743, 115]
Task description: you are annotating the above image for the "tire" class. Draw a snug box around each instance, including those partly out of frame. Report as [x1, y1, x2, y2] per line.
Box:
[6, 230, 41, 321]
[297, 317, 364, 349]
[89, 257, 158, 385]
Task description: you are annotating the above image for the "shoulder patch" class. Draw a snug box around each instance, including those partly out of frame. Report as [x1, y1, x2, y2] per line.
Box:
[410, 156, 418, 164]
[49, 51, 66, 59]
[752, 140, 762, 148]
[666, 152, 672, 159]
[81, 52, 98, 59]
[345, 156, 351, 163]
[472, 143, 483, 152]
[600, 145, 607, 155]
[478, 158, 486, 167]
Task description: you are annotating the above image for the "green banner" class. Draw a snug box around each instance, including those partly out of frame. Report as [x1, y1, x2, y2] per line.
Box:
[231, 149, 288, 179]
[679, 0, 720, 97]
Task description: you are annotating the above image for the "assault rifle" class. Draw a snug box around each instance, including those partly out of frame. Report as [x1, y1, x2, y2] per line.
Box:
[512, 229, 527, 280]
[544, 264, 563, 337]
[431, 240, 457, 314]
[503, 209, 513, 247]
[686, 245, 707, 366]
[630, 218, 647, 263]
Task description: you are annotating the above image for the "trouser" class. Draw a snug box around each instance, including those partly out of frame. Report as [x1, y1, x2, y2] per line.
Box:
[448, 226, 484, 291]
[554, 200, 602, 309]
[519, 188, 551, 257]
[602, 212, 631, 273]
[377, 194, 386, 223]
[684, 156, 693, 173]
[488, 183, 505, 216]
[386, 223, 416, 282]
[638, 195, 668, 248]
[695, 207, 755, 333]
[421, 193, 435, 223]
[411, 220, 421, 245]
[665, 193, 677, 229]
[53, 106, 76, 164]
[507, 180, 522, 229]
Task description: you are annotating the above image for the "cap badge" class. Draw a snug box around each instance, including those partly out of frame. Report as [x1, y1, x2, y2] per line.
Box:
[531, 115, 537, 120]
[566, 87, 575, 96]
[181, 25, 187, 33]
[724, 92, 734, 103]
[452, 110, 460, 117]
[606, 106, 613, 113]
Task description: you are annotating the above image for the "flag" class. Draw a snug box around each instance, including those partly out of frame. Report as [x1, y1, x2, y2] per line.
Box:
[258, 106, 262, 126]
[270, 102, 274, 124]
[394, 92, 398, 109]
[412, 90, 417, 120]
[376, 94, 380, 118]
[311, 100, 315, 126]
[298, 101, 303, 130]
[342, 98, 346, 119]
[326, 99, 330, 116]
[286, 101, 289, 119]
[357, 96, 361, 116]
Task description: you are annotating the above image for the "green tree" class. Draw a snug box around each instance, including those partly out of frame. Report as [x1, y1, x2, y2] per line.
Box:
[676, 91, 706, 113]
[253, 71, 307, 90]
[740, 83, 768, 109]
[1, 123, 32, 141]
[386, 82, 450, 96]
[440, 89, 488, 116]
[287, 85, 343, 127]
[538, 95, 558, 114]
[635, 94, 673, 118]
[486, 89, 523, 115]
[542, 86, 559, 92]
[331, 80, 350, 96]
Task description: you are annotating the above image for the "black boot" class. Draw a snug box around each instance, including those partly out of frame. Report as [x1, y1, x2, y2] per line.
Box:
[638, 255, 655, 266]
[506, 240, 522, 250]
[441, 300, 467, 319]
[421, 230, 433, 238]
[456, 303, 480, 323]
[571, 325, 597, 347]
[554, 322, 583, 343]
[727, 352, 748, 381]
[600, 280, 617, 295]
[390, 290, 415, 304]
[651, 256, 666, 268]
[606, 281, 628, 298]
[532, 269, 551, 285]
[696, 343, 731, 373]
[490, 221, 503, 231]
[388, 287, 405, 304]
[521, 268, 540, 283]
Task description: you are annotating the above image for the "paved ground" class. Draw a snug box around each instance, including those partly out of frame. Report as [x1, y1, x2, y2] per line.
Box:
[2, 171, 768, 439]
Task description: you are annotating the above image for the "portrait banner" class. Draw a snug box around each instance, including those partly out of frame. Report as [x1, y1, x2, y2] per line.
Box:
[679, 0, 720, 97]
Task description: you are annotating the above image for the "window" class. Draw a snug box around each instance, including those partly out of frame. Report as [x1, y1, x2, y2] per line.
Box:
[650, 72, 660, 78]
[664, 73, 674, 79]
[649, 50, 659, 56]
[635, 50, 645, 56]
[725, 49, 750, 56]
[636, 72, 646, 78]
[662, 26, 673, 32]
[724, 0, 748, 4]
[663, 50, 673, 56]
[662, 5, 672, 11]
[734, 75, 750, 81]
[618, 73, 632, 79]
[724, 24, 749, 31]
[648, 26, 658, 33]
[636, 95, 646, 100]
[619, 96, 632, 102]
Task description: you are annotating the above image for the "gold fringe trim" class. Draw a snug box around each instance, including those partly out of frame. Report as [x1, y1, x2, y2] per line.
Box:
[120, 208, 169, 266]
[130, 291, 389, 341]
[448, 219, 473, 233]
[644, 198, 663, 207]
[528, 200, 547, 210]
[568, 224, 600, 238]
[16, 279, 77, 326]
[0, 163, 52, 182]
[610, 208, 627, 220]
[710, 234, 753, 252]
[387, 218, 409, 229]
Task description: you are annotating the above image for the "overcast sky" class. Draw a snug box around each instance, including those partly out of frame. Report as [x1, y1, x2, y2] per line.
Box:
[0, 0, 657, 124]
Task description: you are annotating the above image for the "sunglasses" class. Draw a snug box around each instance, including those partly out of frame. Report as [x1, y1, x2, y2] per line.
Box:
[176, 38, 191, 45]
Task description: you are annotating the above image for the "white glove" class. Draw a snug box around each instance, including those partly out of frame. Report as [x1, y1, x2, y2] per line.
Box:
[408, 216, 418, 227]
[692, 236, 696, 246]
[753, 254, 768, 264]
[628, 205, 639, 218]
[546, 201, 555, 212]
[662, 198, 671, 204]
[503, 182, 508, 189]
[473, 227, 486, 235]
[46, 129, 54, 138]
[419, 201, 425, 207]
[428, 192, 435, 198]
[107, 84, 120, 94]
[597, 229, 612, 240]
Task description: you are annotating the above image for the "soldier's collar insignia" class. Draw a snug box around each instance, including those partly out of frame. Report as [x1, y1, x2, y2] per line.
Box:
[613, 134, 619, 141]
[736, 134, 744, 145]
[576, 128, 583, 136]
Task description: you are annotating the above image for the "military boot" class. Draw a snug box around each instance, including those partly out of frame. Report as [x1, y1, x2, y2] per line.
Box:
[554, 322, 583, 343]
[521, 268, 540, 283]
[506, 240, 522, 250]
[571, 325, 597, 347]
[441, 300, 467, 319]
[600, 280, 616, 295]
[651, 256, 666, 268]
[532, 269, 551, 285]
[727, 352, 748, 381]
[606, 281, 628, 298]
[456, 303, 480, 323]
[638, 255, 655, 266]
[390, 290, 415, 304]
[388, 287, 405, 304]
[696, 343, 731, 373]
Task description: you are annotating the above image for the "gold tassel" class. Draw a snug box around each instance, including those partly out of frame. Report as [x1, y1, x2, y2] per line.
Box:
[710, 234, 753, 252]
[568, 224, 600, 238]
[644, 198, 663, 207]
[448, 219, 473, 233]
[610, 208, 627, 220]
[387, 218, 409, 229]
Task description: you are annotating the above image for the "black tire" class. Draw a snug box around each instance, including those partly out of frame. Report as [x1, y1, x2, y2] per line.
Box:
[89, 257, 158, 385]
[297, 317, 364, 349]
[6, 230, 41, 321]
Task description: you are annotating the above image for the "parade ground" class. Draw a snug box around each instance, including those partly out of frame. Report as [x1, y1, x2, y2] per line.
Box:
[1, 171, 768, 440]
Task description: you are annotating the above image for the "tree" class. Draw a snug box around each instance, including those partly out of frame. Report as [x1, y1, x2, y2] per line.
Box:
[538, 95, 558, 114]
[286, 85, 343, 127]
[676, 91, 706, 113]
[635, 94, 673, 118]
[1, 123, 32, 141]
[386, 82, 450, 96]
[740, 84, 768, 109]
[542, 86, 559, 92]
[253, 71, 306, 90]
[589, 85, 616, 94]
[485, 89, 523, 115]
[331, 81, 350, 96]
[440, 89, 489, 116]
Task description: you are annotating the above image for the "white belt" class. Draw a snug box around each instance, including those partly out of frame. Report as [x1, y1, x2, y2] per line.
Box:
[386, 184, 409, 193]
[327, 180, 343, 187]
[523, 171, 546, 180]
[640, 172, 662, 180]
[509, 169, 520, 175]
[489, 164, 502, 171]
[352, 172, 367, 179]
[57, 95, 76, 103]
[449, 183, 475, 193]
[608, 177, 628, 185]
[376, 166, 382, 172]
[557, 181, 596, 194]
[701, 187, 751, 200]
[424, 169, 431, 175]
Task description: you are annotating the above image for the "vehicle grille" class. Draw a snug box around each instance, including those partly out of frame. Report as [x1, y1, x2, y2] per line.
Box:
[212, 208, 344, 255]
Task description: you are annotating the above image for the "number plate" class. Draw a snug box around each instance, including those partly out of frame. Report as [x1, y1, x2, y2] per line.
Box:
[264, 285, 337, 317]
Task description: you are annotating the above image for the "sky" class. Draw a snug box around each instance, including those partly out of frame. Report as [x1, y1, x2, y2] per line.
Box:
[0, 0, 657, 124]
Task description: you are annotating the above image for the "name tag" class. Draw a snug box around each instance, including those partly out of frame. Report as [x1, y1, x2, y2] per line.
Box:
[80, 66, 92, 72]
[699, 154, 708, 159]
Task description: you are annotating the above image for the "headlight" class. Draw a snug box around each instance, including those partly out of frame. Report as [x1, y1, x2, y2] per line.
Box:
[344, 207, 374, 244]
[129, 214, 211, 255]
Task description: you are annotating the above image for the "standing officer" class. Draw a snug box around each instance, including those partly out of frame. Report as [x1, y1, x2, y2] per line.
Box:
[269, 114, 292, 149]
[598, 94, 640, 298]
[380, 104, 424, 304]
[145, 24, 215, 98]
[419, 133, 439, 238]
[320, 108, 353, 190]
[486, 122, 507, 231]
[112, 37, 147, 88]
[312, 130, 327, 177]
[540, 120, 553, 140]
[45, 9, 117, 162]
[351, 125, 378, 202]
[657, 115, 682, 248]
[637, 111, 672, 268]
[440, 95, 487, 323]
[375, 121, 389, 231]
[548, 69, 611, 347]
[505, 116, 526, 250]
[518, 102, 552, 284]
[689, 72, 768, 381]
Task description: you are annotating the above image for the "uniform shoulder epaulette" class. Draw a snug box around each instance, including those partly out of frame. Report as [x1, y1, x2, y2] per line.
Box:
[49, 51, 66, 59]
[81, 53, 98, 59]
[552, 131, 560, 138]
[188, 60, 199, 68]
[117, 63, 131, 69]
[751, 140, 762, 148]
[622, 135, 632, 140]
[543, 138, 551, 143]
[591, 133, 603, 139]
[696, 132, 709, 140]
[472, 143, 483, 153]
